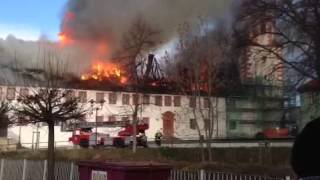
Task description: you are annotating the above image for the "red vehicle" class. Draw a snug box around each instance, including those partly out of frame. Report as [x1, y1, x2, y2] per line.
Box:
[69, 123, 149, 148]
[255, 127, 295, 139]
[113, 123, 149, 147]
[69, 128, 94, 148]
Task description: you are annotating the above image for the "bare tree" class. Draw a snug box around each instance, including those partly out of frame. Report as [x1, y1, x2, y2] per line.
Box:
[171, 19, 239, 161]
[11, 53, 85, 180]
[0, 102, 10, 138]
[234, 0, 320, 83]
[118, 16, 160, 153]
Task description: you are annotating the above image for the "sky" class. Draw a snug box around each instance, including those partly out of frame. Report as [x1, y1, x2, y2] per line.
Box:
[0, 0, 66, 41]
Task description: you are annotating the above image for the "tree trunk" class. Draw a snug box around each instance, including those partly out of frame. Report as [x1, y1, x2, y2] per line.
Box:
[132, 105, 138, 153]
[207, 139, 213, 162]
[47, 121, 55, 180]
[199, 135, 205, 162]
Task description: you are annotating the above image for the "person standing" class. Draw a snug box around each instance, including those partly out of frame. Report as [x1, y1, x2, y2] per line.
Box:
[291, 117, 320, 179]
[155, 130, 163, 146]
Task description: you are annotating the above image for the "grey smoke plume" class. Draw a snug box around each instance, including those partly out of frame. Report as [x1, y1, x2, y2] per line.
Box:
[62, 0, 233, 52]
[0, 1, 234, 86]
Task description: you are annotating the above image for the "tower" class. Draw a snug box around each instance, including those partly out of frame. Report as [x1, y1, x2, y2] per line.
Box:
[240, 4, 284, 86]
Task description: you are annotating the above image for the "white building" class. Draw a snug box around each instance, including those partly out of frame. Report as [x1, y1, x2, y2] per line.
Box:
[0, 85, 227, 148]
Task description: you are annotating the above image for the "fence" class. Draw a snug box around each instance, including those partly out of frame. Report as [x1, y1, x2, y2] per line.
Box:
[0, 159, 296, 180]
[0, 139, 294, 152]
[170, 170, 296, 180]
[0, 159, 78, 180]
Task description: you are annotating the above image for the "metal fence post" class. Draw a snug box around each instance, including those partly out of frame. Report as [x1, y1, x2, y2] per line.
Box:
[0, 159, 4, 180]
[69, 163, 74, 180]
[200, 169, 205, 180]
[42, 160, 47, 180]
[22, 159, 27, 180]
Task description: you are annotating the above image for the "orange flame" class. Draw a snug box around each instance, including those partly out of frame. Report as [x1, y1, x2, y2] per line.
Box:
[58, 33, 74, 46]
[81, 61, 127, 84]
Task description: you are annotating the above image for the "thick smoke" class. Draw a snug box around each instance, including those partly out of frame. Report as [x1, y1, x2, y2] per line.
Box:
[62, 0, 233, 52]
[0, 1, 234, 85]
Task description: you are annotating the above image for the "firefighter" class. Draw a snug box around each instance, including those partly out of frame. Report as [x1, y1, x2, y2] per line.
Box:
[139, 132, 148, 148]
[155, 130, 162, 146]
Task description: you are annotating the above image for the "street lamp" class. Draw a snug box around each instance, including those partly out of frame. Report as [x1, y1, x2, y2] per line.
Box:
[89, 99, 105, 146]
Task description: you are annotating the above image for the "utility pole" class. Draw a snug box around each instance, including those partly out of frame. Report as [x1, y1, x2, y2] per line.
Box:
[95, 107, 98, 146]
[89, 99, 105, 147]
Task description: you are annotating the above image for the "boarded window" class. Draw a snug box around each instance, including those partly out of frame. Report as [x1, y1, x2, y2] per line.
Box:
[174, 96, 181, 107]
[203, 98, 210, 108]
[108, 116, 116, 122]
[122, 94, 130, 105]
[190, 119, 197, 130]
[109, 93, 117, 104]
[164, 96, 172, 106]
[96, 116, 104, 122]
[155, 96, 162, 106]
[133, 94, 140, 105]
[6, 87, 15, 100]
[78, 91, 87, 103]
[189, 97, 196, 108]
[96, 92, 105, 103]
[142, 95, 150, 105]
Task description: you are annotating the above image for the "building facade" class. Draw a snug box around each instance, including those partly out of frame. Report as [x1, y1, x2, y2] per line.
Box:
[0, 85, 227, 148]
[226, 86, 285, 138]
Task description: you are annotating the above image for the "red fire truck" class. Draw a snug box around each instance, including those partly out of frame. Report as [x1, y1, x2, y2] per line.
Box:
[69, 123, 149, 148]
[255, 126, 297, 139]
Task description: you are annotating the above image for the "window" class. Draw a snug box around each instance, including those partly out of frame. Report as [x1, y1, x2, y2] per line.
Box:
[133, 94, 140, 105]
[174, 96, 181, 107]
[155, 96, 162, 106]
[96, 92, 105, 103]
[65, 90, 75, 100]
[309, 92, 318, 105]
[122, 94, 130, 105]
[19, 88, 29, 98]
[0, 87, 3, 100]
[229, 121, 237, 130]
[164, 96, 172, 106]
[108, 116, 116, 122]
[190, 119, 197, 130]
[6, 87, 15, 100]
[260, 23, 266, 33]
[266, 22, 272, 32]
[203, 98, 210, 108]
[121, 116, 129, 122]
[189, 97, 196, 108]
[109, 93, 117, 104]
[39, 89, 46, 95]
[204, 119, 210, 130]
[53, 90, 61, 97]
[78, 91, 87, 103]
[142, 95, 150, 105]
[141, 117, 150, 125]
[96, 116, 104, 122]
